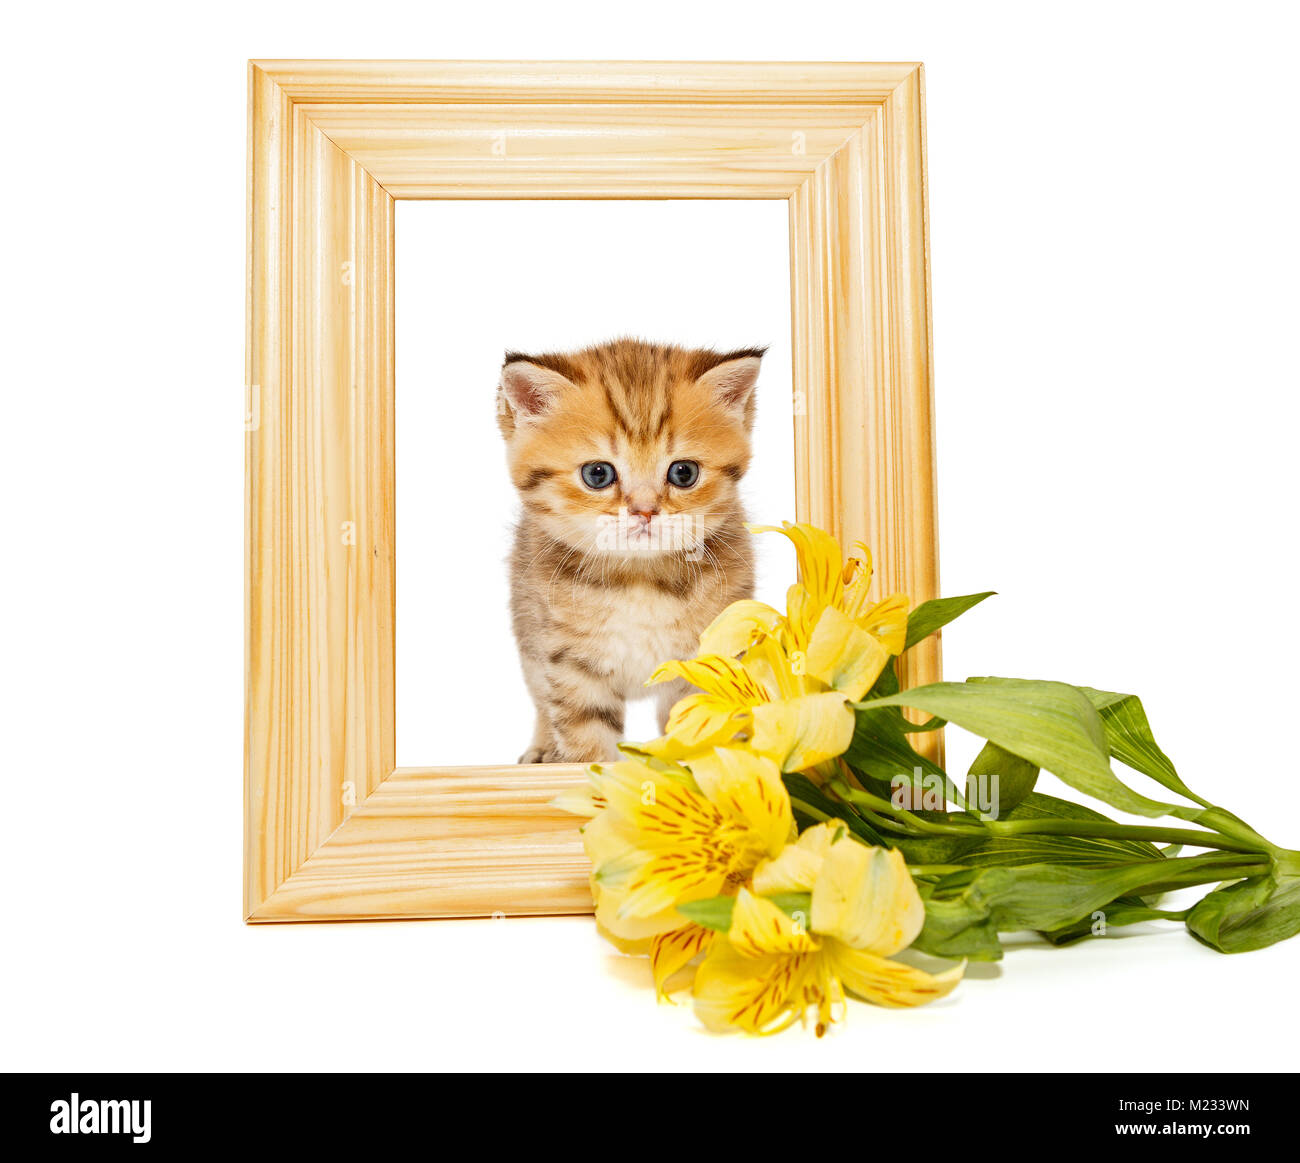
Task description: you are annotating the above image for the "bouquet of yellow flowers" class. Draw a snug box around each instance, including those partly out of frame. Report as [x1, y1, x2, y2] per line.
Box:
[559, 522, 1300, 1035]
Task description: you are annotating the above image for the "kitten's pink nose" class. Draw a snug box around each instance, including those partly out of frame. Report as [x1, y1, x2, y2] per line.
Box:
[626, 489, 659, 520]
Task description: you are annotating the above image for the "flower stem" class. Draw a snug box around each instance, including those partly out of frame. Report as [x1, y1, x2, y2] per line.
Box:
[788, 797, 832, 824]
[984, 817, 1263, 854]
[1131, 853, 1270, 895]
[828, 775, 1270, 857]
[1190, 806, 1278, 854]
[827, 779, 980, 836]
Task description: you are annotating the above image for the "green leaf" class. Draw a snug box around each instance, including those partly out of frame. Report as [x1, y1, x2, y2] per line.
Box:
[953, 791, 1165, 871]
[1186, 874, 1300, 953]
[914, 853, 1225, 961]
[1039, 897, 1185, 946]
[888, 816, 987, 866]
[844, 704, 947, 789]
[860, 678, 1180, 819]
[999, 792, 1163, 860]
[676, 892, 812, 934]
[1077, 688, 1202, 804]
[860, 661, 945, 733]
[1079, 687, 1278, 843]
[966, 741, 1038, 817]
[904, 592, 996, 651]
[956, 836, 1161, 868]
[868, 659, 900, 698]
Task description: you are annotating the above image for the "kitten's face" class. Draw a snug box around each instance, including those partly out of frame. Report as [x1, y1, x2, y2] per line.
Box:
[497, 340, 763, 560]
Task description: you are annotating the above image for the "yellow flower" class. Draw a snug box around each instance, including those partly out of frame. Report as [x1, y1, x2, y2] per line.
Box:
[643, 647, 856, 773]
[697, 599, 787, 658]
[569, 748, 796, 997]
[577, 748, 793, 931]
[554, 520, 955, 1029]
[702, 522, 910, 701]
[639, 522, 907, 775]
[692, 824, 964, 1035]
[642, 656, 771, 753]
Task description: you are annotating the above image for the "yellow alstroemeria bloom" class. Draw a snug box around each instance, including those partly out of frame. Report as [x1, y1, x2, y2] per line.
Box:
[700, 522, 910, 702]
[692, 824, 964, 1035]
[573, 749, 795, 994]
[642, 522, 906, 775]
[643, 643, 856, 773]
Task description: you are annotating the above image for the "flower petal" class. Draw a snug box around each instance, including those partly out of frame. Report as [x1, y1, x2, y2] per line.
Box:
[804, 605, 891, 701]
[606, 849, 730, 922]
[859, 593, 910, 656]
[828, 945, 965, 1008]
[727, 887, 819, 956]
[751, 522, 845, 618]
[592, 764, 717, 852]
[648, 655, 770, 703]
[625, 734, 701, 763]
[577, 804, 642, 872]
[698, 600, 785, 658]
[551, 780, 605, 819]
[659, 692, 751, 750]
[585, 766, 737, 921]
[648, 656, 769, 749]
[582, 749, 788, 929]
[750, 691, 856, 772]
[594, 885, 693, 942]
[784, 582, 818, 654]
[810, 841, 925, 956]
[740, 632, 804, 700]
[594, 913, 653, 954]
[685, 747, 794, 858]
[692, 939, 813, 1034]
[752, 821, 842, 894]
[650, 923, 714, 998]
[840, 543, 876, 619]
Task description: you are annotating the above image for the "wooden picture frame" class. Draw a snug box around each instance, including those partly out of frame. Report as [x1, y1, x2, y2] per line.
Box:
[246, 60, 939, 922]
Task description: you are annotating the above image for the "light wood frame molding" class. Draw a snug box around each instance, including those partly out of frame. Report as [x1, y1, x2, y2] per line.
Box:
[246, 60, 939, 922]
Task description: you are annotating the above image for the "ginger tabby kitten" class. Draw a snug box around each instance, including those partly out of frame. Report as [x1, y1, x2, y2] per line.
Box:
[497, 338, 764, 763]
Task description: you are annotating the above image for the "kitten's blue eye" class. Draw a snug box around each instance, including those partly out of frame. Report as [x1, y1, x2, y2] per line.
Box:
[581, 461, 617, 489]
[667, 460, 700, 488]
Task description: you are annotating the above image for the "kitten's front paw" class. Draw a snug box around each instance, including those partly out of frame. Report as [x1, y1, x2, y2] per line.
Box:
[518, 746, 549, 764]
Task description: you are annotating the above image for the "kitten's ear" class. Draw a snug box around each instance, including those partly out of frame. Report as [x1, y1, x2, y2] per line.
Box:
[698, 352, 763, 414]
[498, 358, 574, 428]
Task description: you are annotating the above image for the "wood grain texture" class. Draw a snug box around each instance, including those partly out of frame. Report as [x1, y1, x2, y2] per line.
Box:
[246, 60, 939, 920]
[248, 767, 590, 920]
[790, 68, 942, 719]
[246, 71, 395, 918]
[253, 60, 921, 104]
[303, 103, 875, 198]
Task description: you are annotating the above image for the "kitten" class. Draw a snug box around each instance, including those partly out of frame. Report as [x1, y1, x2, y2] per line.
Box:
[497, 338, 764, 764]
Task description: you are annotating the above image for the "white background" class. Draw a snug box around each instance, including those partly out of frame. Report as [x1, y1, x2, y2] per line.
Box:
[3, 0, 1298, 1073]
[396, 201, 794, 761]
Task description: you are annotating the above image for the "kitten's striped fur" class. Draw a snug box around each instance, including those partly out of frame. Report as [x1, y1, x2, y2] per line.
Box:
[497, 338, 763, 763]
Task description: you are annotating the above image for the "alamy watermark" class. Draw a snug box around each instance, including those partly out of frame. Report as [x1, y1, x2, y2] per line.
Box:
[50, 1093, 151, 1144]
[890, 766, 1003, 819]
